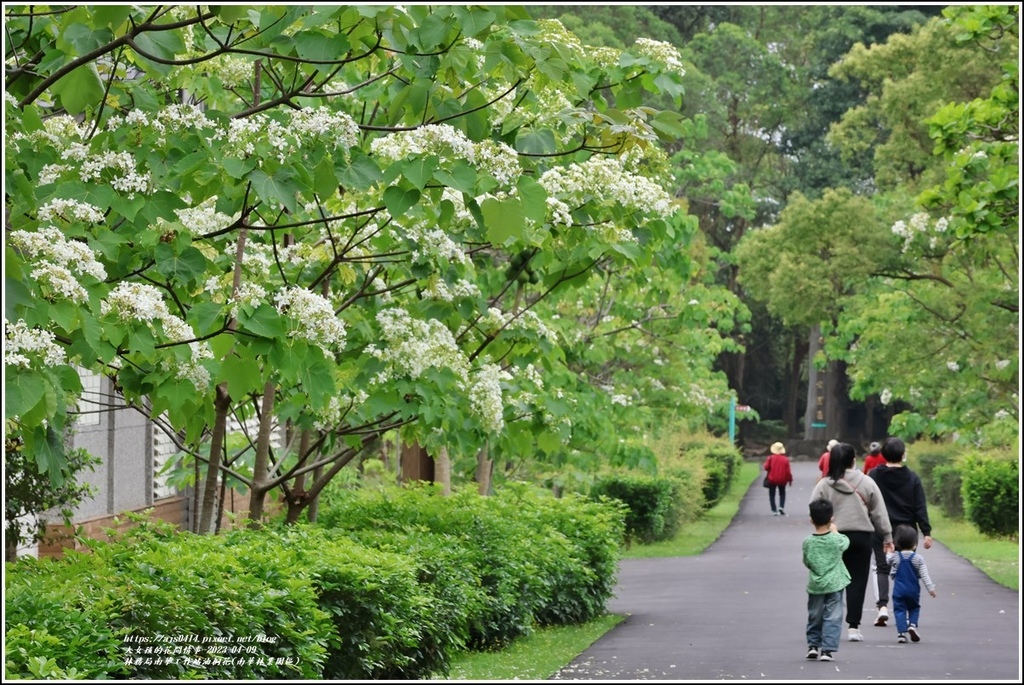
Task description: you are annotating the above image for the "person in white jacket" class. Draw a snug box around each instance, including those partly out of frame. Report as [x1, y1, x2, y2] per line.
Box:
[809, 442, 893, 643]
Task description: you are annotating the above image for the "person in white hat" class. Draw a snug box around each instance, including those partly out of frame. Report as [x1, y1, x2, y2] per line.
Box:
[817, 439, 839, 479]
[763, 442, 794, 515]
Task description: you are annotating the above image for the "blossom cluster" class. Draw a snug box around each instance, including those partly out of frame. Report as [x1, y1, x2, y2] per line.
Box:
[220, 108, 361, 164]
[37, 198, 106, 224]
[5, 318, 66, 369]
[8, 113, 87, 153]
[368, 307, 507, 432]
[273, 286, 347, 353]
[102, 283, 213, 389]
[67, 147, 152, 198]
[632, 37, 686, 78]
[423, 278, 481, 302]
[487, 79, 577, 137]
[311, 390, 369, 432]
[539, 155, 674, 229]
[371, 307, 467, 381]
[400, 220, 468, 265]
[9, 226, 107, 303]
[107, 103, 216, 146]
[468, 364, 511, 433]
[174, 196, 238, 236]
[370, 124, 521, 186]
[891, 213, 950, 253]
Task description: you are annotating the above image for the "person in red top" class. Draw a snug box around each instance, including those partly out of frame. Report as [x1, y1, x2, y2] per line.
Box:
[862, 442, 886, 474]
[818, 439, 839, 479]
[764, 442, 794, 515]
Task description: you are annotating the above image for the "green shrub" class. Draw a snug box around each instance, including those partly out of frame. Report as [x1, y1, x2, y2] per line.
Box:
[317, 483, 624, 648]
[910, 443, 958, 505]
[961, 455, 1019, 537]
[4, 555, 131, 680]
[270, 526, 445, 680]
[497, 485, 625, 626]
[4, 525, 331, 680]
[930, 464, 964, 520]
[659, 467, 703, 525]
[676, 441, 742, 509]
[590, 474, 676, 545]
[318, 484, 538, 649]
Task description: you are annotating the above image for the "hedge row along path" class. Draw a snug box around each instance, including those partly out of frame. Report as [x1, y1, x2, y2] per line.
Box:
[553, 459, 1020, 682]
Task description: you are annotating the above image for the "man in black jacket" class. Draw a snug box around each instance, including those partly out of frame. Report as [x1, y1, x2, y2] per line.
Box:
[866, 437, 933, 628]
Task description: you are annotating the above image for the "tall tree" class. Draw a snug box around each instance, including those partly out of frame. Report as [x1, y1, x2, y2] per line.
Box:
[5, 6, 740, 526]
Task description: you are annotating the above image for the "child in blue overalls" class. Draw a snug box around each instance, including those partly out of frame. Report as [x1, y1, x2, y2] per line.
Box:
[886, 524, 937, 643]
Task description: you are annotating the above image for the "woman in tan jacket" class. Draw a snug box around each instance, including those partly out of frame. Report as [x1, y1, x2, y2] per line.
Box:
[809, 442, 893, 643]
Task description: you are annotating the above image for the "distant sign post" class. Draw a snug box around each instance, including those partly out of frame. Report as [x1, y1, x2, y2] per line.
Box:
[729, 400, 752, 444]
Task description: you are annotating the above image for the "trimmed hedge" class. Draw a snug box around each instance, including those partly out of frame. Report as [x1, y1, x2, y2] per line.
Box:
[961, 454, 1019, 538]
[316, 483, 625, 648]
[5, 487, 625, 680]
[589, 473, 679, 545]
[5, 523, 331, 680]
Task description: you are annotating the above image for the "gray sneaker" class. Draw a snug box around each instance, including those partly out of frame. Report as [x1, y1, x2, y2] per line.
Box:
[818, 651, 835, 662]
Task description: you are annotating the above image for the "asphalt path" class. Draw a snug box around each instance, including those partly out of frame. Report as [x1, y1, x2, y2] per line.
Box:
[551, 459, 1021, 682]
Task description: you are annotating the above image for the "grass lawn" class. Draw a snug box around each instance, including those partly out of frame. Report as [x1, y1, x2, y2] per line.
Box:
[929, 506, 1019, 591]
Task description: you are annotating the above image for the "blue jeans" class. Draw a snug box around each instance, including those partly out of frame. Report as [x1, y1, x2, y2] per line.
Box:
[807, 590, 844, 652]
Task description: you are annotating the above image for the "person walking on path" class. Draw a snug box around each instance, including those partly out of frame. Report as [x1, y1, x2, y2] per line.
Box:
[763, 441, 794, 516]
[803, 498, 851, 662]
[809, 442, 893, 643]
[888, 523, 937, 644]
[817, 438, 839, 479]
[867, 436, 933, 629]
[862, 441, 885, 474]
[861, 440, 888, 608]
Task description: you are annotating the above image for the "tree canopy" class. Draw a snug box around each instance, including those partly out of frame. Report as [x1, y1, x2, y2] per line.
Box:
[4, 5, 741, 525]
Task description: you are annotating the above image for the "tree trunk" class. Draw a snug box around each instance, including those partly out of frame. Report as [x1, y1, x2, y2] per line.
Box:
[198, 383, 231, 533]
[475, 445, 493, 495]
[284, 437, 379, 522]
[6, 536, 19, 562]
[306, 464, 323, 523]
[246, 381, 277, 528]
[786, 330, 808, 437]
[435, 445, 452, 496]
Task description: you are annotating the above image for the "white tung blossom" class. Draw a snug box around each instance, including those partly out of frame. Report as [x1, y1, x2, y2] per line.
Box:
[100, 283, 212, 389]
[370, 124, 521, 186]
[539, 156, 673, 227]
[9, 226, 107, 303]
[880, 388, 893, 406]
[273, 286, 347, 352]
[37, 198, 106, 224]
[469, 364, 511, 433]
[632, 37, 686, 77]
[174, 196, 238, 235]
[5, 319, 66, 369]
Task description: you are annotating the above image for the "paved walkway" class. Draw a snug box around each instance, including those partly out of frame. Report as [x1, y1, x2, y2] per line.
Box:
[551, 460, 1020, 682]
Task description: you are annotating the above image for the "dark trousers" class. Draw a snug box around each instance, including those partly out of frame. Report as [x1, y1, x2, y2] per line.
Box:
[768, 484, 787, 512]
[871, 531, 890, 608]
[839, 530, 873, 629]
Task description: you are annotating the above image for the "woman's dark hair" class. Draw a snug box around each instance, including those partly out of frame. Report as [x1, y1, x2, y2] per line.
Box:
[894, 524, 918, 551]
[827, 442, 856, 481]
[809, 498, 834, 526]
